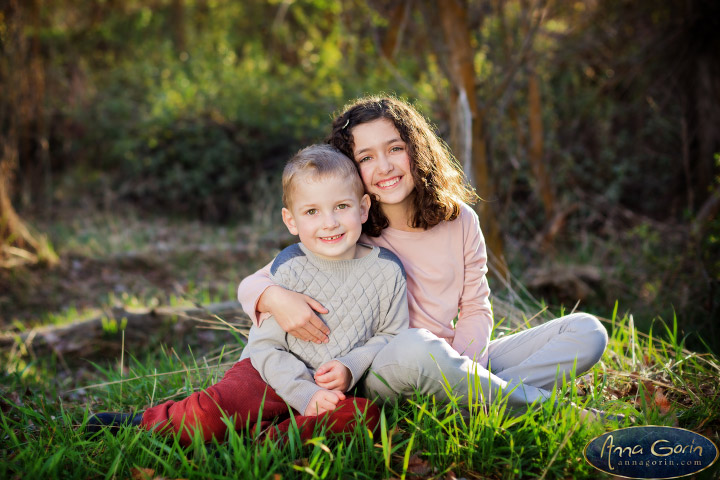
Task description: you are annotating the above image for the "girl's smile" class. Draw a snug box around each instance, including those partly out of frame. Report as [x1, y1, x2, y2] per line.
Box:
[351, 118, 416, 225]
[376, 176, 401, 189]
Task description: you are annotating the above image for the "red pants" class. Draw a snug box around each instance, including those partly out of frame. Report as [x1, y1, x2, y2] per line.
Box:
[140, 358, 380, 446]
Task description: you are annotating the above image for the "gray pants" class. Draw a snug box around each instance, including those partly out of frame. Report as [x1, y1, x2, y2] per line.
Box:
[359, 313, 608, 408]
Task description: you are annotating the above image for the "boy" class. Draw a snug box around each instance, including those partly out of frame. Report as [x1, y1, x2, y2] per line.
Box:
[88, 145, 408, 445]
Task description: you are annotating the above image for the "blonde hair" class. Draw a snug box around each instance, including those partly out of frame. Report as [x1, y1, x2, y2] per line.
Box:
[282, 144, 365, 209]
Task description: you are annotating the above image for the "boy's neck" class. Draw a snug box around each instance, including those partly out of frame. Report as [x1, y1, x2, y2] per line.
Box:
[354, 243, 372, 258]
[303, 242, 371, 261]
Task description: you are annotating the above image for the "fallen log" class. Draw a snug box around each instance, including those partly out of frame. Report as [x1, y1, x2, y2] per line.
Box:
[525, 264, 604, 301]
[1, 296, 540, 362]
[0, 301, 251, 360]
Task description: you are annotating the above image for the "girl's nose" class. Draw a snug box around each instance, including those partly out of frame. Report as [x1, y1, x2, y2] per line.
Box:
[377, 154, 393, 174]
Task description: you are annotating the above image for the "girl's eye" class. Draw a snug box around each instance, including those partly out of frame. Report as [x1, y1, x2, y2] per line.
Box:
[357, 156, 371, 164]
[336, 204, 348, 210]
[390, 146, 404, 153]
[306, 209, 317, 215]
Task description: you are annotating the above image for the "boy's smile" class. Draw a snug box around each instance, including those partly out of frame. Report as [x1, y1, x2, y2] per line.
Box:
[282, 174, 370, 261]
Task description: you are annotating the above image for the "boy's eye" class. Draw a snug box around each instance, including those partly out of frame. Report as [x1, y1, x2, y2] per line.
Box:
[357, 156, 371, 164]
[306, 209, 317, 215]
[336, 204, 348, 210]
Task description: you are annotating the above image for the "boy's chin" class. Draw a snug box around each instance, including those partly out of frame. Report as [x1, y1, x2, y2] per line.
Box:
[307, 241, 361, 261]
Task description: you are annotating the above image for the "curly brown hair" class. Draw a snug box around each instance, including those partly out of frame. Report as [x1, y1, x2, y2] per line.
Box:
[327, 96, 477, 236]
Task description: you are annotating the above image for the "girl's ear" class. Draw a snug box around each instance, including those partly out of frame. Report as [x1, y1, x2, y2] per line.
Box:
[359, 194, 371, 224]
[281, 207, 299, 235]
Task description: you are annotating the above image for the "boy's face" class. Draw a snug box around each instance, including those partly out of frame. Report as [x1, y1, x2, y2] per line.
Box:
[282, 174, 370, 261]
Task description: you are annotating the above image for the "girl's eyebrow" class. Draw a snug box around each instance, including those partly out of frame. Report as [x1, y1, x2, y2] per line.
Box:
[354, 137, 403, 156]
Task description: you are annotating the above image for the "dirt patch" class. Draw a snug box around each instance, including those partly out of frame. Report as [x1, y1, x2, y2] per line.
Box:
[0, 246, 271, 330]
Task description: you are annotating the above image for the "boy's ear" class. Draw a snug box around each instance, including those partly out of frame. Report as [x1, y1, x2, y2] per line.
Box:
[359, 194, 371, 224]
[281, 207, 299, 235]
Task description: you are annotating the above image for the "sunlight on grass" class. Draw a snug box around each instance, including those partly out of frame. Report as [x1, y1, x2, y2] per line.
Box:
[1, 308, 719, 479]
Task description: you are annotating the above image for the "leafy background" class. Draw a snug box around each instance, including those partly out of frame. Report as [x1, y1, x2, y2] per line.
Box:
[1, 0, 719, 350]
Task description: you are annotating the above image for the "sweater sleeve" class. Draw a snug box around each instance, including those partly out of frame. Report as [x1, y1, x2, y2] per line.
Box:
[334, 266, 409, 388]
[237, 260, 274, 326]
[247, 317, 324, 414]
[451, 207, 493, 368]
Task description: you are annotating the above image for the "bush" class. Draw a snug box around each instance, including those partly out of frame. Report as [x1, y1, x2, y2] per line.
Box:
[76, 47, 336, 221]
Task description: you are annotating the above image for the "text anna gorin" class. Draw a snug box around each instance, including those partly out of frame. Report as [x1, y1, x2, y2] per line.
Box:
[584, 426, 718, 479]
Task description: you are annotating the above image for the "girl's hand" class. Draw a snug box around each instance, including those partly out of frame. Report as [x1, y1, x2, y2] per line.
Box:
[314, 360, 351, 392]
[258, 285, 330, 343]
[304, 389, 345, 416]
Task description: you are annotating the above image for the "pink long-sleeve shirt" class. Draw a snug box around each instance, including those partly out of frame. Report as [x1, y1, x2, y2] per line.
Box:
[237, 202, 493, 367]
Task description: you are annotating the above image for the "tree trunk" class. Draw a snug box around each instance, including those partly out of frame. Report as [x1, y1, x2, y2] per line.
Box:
[436, 0, 509, 280]
[0, 0, 57, 269]
[527, 67, 555, 221]
[521, 0, 556, 247]
[27, 0, 52, 214]
[693, 54, 720, 208]
[380, 1, 411, 62]
[170, 0, 187, 55]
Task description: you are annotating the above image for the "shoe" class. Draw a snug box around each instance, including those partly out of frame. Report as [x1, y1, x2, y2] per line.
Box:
[86, 412, 144, 435]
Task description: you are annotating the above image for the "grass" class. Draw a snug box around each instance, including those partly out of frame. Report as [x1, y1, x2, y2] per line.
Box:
[0, 204, 285, 332]
[2, 311, 719, 479]
[2, 202, 718, 478]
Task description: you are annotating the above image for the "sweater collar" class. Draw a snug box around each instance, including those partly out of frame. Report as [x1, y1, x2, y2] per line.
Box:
[297, 242, 379, 272]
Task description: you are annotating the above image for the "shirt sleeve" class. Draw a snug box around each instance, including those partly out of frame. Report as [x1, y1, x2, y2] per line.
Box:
[334, 267, 409, 388]
[237, 260, 274, 326]
[451, 206, 493, 368]
[246, 317, 324, 414]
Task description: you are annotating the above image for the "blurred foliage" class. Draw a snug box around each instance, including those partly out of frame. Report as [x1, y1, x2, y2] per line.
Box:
[52, 0, 431, 220]
[16, 0, 717, 220]
[2, 0, 719, 349]
[10, 0, 427, 220]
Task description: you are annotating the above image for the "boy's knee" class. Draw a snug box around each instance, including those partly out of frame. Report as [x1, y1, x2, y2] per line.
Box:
[320, 397, 381, 436]
[176, 391, 230, 439]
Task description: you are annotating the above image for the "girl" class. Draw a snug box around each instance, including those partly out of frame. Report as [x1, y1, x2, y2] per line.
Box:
[239, 96, 609, 410]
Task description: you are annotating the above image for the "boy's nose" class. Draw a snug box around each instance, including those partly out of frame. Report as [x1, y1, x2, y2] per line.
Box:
[323, 213, 340, 228]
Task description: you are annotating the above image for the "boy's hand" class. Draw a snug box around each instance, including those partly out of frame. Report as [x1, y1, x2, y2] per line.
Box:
[314, 360, 351, 392]
[259, 286, 330, 344]
[304, 389, 345, 416]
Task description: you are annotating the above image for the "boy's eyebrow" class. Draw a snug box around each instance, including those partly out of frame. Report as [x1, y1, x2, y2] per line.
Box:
[354, 137, 403, 157]
[296, 197, 356, 209]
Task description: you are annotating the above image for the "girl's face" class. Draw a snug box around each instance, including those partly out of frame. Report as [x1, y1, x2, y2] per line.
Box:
[350, 118, 415, 211]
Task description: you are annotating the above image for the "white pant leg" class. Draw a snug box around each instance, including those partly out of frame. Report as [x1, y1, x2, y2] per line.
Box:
[359, 328, 552, 408]
[487, 313, 608, 391]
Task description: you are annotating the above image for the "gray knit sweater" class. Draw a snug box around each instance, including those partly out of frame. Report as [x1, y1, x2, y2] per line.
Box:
[239, 242, 409, 413]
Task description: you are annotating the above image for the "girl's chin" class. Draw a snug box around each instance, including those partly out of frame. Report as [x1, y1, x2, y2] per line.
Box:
[375, 190, 414, 207]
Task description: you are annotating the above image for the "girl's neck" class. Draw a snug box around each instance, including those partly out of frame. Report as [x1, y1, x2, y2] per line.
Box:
[382, 202, 423, 232]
